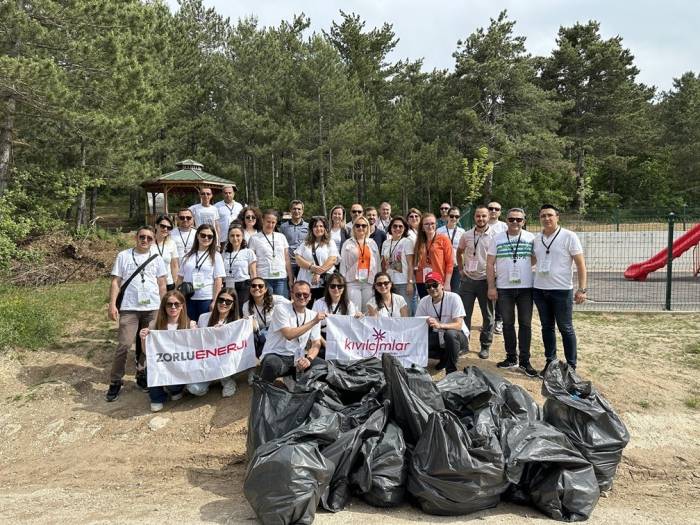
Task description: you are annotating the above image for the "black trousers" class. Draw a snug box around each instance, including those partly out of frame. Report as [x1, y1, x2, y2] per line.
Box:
[260, 353, 325, 382]
[428, 329, 468, 374]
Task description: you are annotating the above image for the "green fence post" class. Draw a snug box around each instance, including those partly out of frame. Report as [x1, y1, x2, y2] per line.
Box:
[665, 212, 675, 311]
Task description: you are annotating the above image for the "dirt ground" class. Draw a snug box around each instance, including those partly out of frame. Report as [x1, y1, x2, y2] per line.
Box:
[1, 304, 699, 524]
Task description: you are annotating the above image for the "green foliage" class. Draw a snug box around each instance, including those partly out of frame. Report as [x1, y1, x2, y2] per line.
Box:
[461, 147, 493, 205]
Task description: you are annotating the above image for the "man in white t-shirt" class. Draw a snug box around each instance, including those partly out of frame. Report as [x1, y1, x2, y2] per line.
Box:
[189, 186, 221, 242]
[532, 204, 588, 374]
[215, 184, 243, 248]
[260, 281, 325, 382]
[172, 208, 196, 259]
[487, 201, 508, 334]
[415, 271, 469, 374]
[456, 205, 495, 359]
[486, 208, 538, 377]
[376, 202, 392, 232]
[106, 226, 167, 401]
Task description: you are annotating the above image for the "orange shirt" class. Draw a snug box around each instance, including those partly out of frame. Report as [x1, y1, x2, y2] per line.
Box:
[416, 234, 453, 283]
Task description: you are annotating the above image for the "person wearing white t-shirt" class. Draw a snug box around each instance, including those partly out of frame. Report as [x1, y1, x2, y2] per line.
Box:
[106, 226, 167, 402]
[486, 208, 537, 377]
[260, 281, 325, 383]
[222, 224, 257, 314]
[366, 272, 409, 317]
[176, 224, 226, 323]
[189, 187, 221, 242]
[437, 206, 466, 293]
[152, 214, 179, 289]
[248, 209, 293, 298]
[172, 208, 196, 259]
[215, 184, 243, 249]
[487, 201, 508, 334]
[340, 216, 380, 313]
[294, 216, 338, 301]
[415, 272, 469, 374]
[242, 277, 291, 358]
[533, 204, 587, 374]
[381, 216, 415, 309]
[457, 205, 495, 359]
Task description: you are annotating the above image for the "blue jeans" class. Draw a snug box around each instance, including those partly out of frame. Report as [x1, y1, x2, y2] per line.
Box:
[186, 299, 211, 323]
[149, 384, 184, 404]
[533, 288, 577, 367]
[265, 278, 289, 299]
[459, 276, 494, 350]
[497, 288, 533, 363]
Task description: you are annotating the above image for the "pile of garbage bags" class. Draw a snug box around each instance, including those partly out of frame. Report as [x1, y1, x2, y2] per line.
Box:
[243, 356, 629, 524]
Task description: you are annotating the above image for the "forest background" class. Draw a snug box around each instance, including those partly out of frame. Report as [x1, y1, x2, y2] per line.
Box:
[1, 0, 699, 270]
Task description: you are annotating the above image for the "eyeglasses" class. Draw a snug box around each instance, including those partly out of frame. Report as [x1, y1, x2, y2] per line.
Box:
[158, 223, 173, 230]
[138, 235, 154, 241]
[488, 207, 501, 212]
[449, 215, 460, 219]
[166, 302, 182, 308]
[391, 224, 404, 229]
[375, 281, 391, 287]
[200, 192, 212, 196]
[423, 222, 436, 227]
[354, 224, 368, 229]
[328, 283, 345, 290]
[294, 292, 311, 299]
[199, 233, 214, 240]
[217, 297, 234, 306]
[507, 217, 524, 223]
[440, 207, 450, 211]
[407, 214, 419, 219]
[250, 283, 266, 290]
[178, 215, 193, 221]
[426, 282, 441, 290]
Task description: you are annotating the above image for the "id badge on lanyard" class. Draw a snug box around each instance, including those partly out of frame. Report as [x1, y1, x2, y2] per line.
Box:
[422, 266, 433, 280]
[467, 258, 478, 273]
[271, 255, 285, 277]
[538, 258, 551, 274]
[357, 268, 369, 282]
[136, 281, 151, 305]
[509, 263, 521, 284]
[193, 271, 205, 290]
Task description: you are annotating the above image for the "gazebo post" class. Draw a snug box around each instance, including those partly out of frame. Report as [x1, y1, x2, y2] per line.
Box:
[164, 186, 170, 215]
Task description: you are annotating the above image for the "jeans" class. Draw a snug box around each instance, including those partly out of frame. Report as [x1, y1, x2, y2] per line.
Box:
[497, 288, 533, 364]
[234, 279, 250, 316]
[148, 384, 184, 404]
[260, 353, 325, 382]
[428, 329, 468, 374]
[459, 276, 494, 350]
[533, 288, 577, 367]
[347, 281, 373, 313]
[186, 376, 236, 396]
[186, 299, 212, 323]
[392, 283, 412, 315]
[265, 278, 289, 298]
[110, 310, 156, 383]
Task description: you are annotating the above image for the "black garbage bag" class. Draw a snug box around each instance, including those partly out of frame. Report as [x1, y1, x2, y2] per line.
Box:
[352, 421, 408, 507]
[320, 402, 388, 512]
[501, 419, 600, 522]
[247, 379, 319, 457]
[500, 383, 541, 423]
[437, 368, 493, 416]
[297, 358, 385, 404]
[382, 354, 435, 444]
[408, 410, 508, 516]
[542, 361, 630, 491]
[405, 365, 445, 411]
[244, 414, 341, 525]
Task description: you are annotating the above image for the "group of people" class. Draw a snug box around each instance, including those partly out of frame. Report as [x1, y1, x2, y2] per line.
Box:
[105, 184, 588, 413]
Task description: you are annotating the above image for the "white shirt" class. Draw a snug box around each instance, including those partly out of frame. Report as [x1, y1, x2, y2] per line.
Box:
[215, 200, 243, 238]
[487, 230, 535, 289]
[295, 241, 339, 288]
[381, 237, 414, 285]
[376, 216, 392, 232]
[437, 225, 465, 266]
[457, 226, 495, 281]
[488, 220, 508, 235]
[172, 228, 195, 259]
[178, 250, 226, 300]
[312, 298, 358, 328]
[151, 238, 179, 285]
[222, 248, 256, 285]
[533, 227, 583, 290]
[189, 203, 220, 232]
[415, 291, 469, 338]
[367, 293, 407, 318]
[248, 232, 289, 279]
[242, 295, 290, 331]
[261, 302, 321, 358]
[339, 237, 380, 284]
[111, 248, 167, 311]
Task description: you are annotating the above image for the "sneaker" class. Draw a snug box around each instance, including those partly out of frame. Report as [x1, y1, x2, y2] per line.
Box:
[105, 381, 122, 402]
[170, 392, 184, 401]
[539, 360, 554, 378]
[221, 378, 237, 398]
[478, 348, 490, 359]
[150, 402, 164, 412]
[519, 362, 538, 377]
[435, 360, 446, 371]
[493, 321, 503, 335]
[496, 358, 518, 369]
[135, 370, 149, 392]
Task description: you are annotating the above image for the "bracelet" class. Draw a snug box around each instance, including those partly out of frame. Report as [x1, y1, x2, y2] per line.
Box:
[577, 288, 587, 294]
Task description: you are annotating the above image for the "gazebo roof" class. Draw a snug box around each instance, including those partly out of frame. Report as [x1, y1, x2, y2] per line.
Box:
[141, 159, 233, 191]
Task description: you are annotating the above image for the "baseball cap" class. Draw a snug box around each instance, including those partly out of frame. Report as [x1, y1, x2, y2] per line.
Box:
[424, 271, 443, 284]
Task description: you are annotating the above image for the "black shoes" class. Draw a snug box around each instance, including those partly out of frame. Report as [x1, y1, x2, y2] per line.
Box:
[135, 370, 148, 392]
[519, 362, 538, 377]
[105, 381, 123, 402]
[496, 358, 518, 369]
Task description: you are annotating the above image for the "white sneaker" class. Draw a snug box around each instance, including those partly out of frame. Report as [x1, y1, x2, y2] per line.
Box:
[150, 402, 164, 412]
[170, 392, 183, 401]
[221, 378, 237, 398]
[494, 321, 503, 334]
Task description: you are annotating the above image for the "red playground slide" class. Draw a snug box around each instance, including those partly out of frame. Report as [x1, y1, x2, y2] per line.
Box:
[624, 223, 700, 281]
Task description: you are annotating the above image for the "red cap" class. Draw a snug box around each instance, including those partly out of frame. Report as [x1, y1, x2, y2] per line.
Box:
[424, 271, 443, 284]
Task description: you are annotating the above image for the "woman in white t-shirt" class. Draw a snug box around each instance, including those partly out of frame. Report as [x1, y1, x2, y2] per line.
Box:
[405, 208, 422, 242]
[237, 206, 262, 243]
[295, 216, 339, 301]
[312, 273, 361, 353]
[223, 224, 257, 314]
[328, 204, 349, 258]
[339, 216, 380, 313]
[186, 288, 242, 399]
[437, 206, 466, 293]
[366, 272, 409, 318]
[248, 209, 292, 298]
[152, 214, 179, 290]
[176, 224, 226, 323]
[242, 276, 290, 358]
[381, 216, 415, 309]
[139, 290, 196, 412]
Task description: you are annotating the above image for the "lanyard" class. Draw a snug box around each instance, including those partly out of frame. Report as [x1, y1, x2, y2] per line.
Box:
[178, 229, 192, 249]
[194, 251, 209, 271]
[227, 249, 242, 274]
[379, 217, 389, 230]
[331, 301, 341, 314]
[254, 302, 268, 328]
[263, 233, 276, 257]
[431, 297, 444, 322]
[448, 227, 458, 245]
[472, 226, 489, 256]
[506, 232, 522, 264]
[357, 239, 368, 263]
[155, 240, 165, 258]
[224, 203, 235, 216]
[131, 249, 148, 283]
[388, 238, 402, 260]
[426, 234, 437, 266]
[541, 227, 562, 255]
[380, 295, 394, 317]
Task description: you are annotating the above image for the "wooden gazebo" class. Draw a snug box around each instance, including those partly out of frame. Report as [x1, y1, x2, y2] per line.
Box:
[140, 159, 234, 225]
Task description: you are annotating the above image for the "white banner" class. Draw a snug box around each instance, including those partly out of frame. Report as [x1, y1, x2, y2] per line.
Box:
[325, 315, 429, 367]
[146, 318, 256, 387]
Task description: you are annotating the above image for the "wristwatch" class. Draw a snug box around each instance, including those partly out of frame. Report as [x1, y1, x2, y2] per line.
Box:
[577, 288, 588, 294]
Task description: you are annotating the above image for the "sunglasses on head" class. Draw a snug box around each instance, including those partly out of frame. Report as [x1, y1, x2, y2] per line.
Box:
[507, 217, 524, 223]
[426, 282, 441, 290]
[294, 292, 310, 299]
[158, 223, 173, 230]
[166, 301, 182, 308]
[217, 297, 234, 306]
[199, 233, 214, 240]
[138, 234, 154, 241]
[375, 281, 391, 287]
[329, 283, 345, 290]
[250, 283, 266, 290]
[488, 206, 501, 211]
[178, 215, 192, 221]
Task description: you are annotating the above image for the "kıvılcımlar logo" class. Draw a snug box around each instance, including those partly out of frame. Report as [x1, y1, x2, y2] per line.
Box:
[343, 327, 410, 357]
[156, 339, 248, 363]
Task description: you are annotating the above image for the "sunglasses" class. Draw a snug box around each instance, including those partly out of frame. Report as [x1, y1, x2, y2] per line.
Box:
[200, 192, 212, 196]
[488, 207, 501, 211]
[408, 214, 419, 219]
[217, 297, 235, 306]
[329, 283, 345, 290]
[178, 215, 193, 221]
[391, 224, 404, 229]
[440, 207, 449, 211]
[198, 233, 214, 240]
[449, 215, 460, 219]
[245, 215, 256, 220]
[294, 292, 311, 299]
[375, 281, 391, 287]
[158, 223, 173, 230]
[354, 224, 368, 229]
[507, 217, 524, 223]
[138, 235, 154, 241]
[166, 302, 182, 308]
[351, 210, 363, 214]
[425, 282, 441, 290]
[423, 222, 436, 227]
[250, 283, 266, 290]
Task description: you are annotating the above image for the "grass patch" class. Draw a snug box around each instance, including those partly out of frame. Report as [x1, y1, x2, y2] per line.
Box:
[636, 399, 651, 409]
[683, 341, 700, 369]
[684, 397, 699, 410]
[0, 279, 108, 352]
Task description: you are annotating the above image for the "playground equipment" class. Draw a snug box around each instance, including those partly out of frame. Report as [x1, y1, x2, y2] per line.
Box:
[624, 223, 700, 281]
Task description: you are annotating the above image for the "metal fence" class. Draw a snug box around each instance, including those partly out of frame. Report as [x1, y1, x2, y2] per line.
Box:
[459, 208, 700, 312]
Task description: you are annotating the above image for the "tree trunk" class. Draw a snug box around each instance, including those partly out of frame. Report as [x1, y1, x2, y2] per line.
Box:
[89, 187, 98, 222]
[318, 92, 327, 216]
[252, 156, 259, 206]
[271, 153, 276, 201]
[291, 153, 297, 200]
[242, 155, 249, 204]
[0, 92, 15, 197]
[573, 148, 586, 213]
[75, 139, 87, 228]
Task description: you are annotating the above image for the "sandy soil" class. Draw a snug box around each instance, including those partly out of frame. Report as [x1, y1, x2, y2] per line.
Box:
[1, 308, 699, 524]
